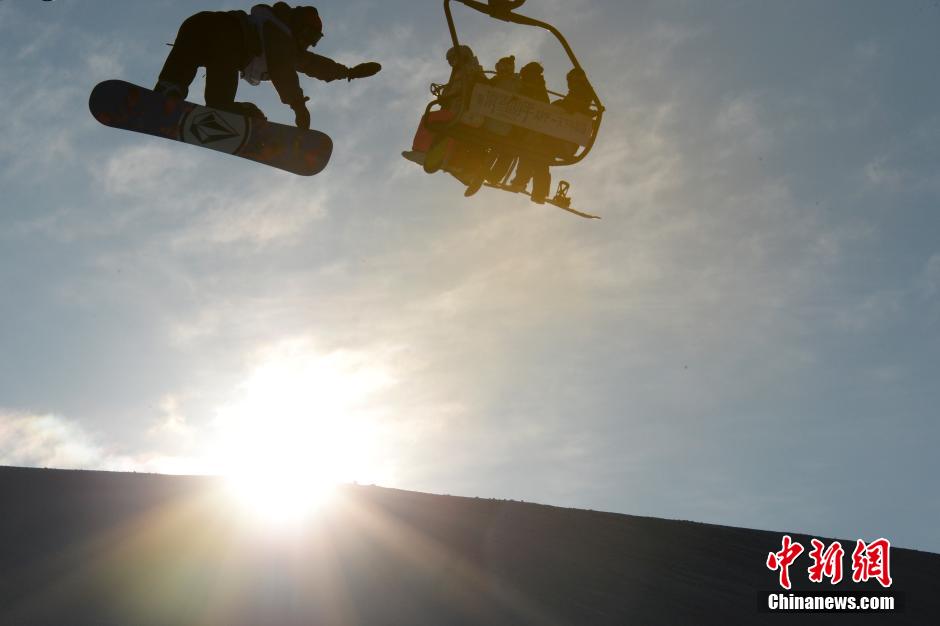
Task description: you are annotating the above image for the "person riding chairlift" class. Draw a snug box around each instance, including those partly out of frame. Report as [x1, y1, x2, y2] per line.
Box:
[501, 65, 595, 203]
[550, 67, 596, 158]
[480, 55, 520, 189]
[409, 45, 486, 176]
[504, 61, 551, 203]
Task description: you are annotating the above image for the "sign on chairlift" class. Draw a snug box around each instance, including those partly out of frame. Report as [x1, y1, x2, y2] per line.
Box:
[467, 83, 593, 146]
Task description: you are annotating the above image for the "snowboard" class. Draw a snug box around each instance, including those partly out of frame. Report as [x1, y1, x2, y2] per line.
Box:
[484, 181, 601, 219]
[89, 80, 332, 176]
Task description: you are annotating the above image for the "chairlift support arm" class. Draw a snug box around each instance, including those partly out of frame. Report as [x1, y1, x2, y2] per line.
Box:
[444, 0, 603, 113]
[445, 0, 582, 72]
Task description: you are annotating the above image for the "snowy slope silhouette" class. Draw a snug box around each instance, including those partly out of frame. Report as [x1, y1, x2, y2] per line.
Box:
[0, 466, 936, 625]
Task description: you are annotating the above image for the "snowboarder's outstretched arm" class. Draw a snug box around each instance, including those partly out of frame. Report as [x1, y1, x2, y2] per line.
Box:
[297, 51, 382, 82]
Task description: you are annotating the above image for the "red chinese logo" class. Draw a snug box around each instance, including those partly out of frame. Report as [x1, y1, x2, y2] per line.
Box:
[807, 539, 844, 584]
[767, 535, 893, 589]
[851, 538, 893, 588]
[766, 535, 804, 590]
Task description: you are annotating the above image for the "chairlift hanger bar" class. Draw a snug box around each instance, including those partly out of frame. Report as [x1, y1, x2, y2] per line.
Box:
[446, 1, 577, 70]
[443, 0, 603, 110]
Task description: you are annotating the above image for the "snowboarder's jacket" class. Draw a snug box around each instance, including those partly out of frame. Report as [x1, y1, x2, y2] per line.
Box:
[235, 4, 336, 107]
[184, 3, 340, 110]
[239, 4, 299, 100]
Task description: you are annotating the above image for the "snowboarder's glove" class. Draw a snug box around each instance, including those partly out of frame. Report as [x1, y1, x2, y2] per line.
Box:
[291, 96, 310, 130]
[346, 62, 382, 81]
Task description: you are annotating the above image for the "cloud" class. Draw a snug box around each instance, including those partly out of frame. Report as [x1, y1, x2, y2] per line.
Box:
[864, 155, 904, 190]
[97, 143, 200, 197]
[0, 411, 103, 469]
[0, 7, 125, 182]
[714, 93, 773, 155]
[922, 254, 940, 298]
[0, 409, 207, 476]
[12, 17, 62, 62]
[170, 180, 330, 248]
[84, 47, 126, 81]
[79, 139, 332, 250]
[830, 290, 904, 333]
[861, 115, 940, 195]
[0, 78, 84, 179]
[148, 395, 194, 440]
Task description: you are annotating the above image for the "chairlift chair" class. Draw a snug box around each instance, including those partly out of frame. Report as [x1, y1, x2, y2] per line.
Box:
[403, 0, 605, 218]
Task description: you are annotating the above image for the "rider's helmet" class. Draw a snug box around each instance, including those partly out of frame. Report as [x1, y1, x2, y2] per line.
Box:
[519, 61, 544, 81]
[446, 45, 477, 67]
[495, 55, 516, 76]
[566, 67, 592, 99]
[291, 5, 324, 47]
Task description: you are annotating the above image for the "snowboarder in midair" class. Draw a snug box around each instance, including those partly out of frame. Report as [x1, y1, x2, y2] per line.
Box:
[154, 3, 381, 129]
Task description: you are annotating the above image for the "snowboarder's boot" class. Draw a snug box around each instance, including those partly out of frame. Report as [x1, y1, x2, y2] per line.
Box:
[212, 101, 267, 120]
[464, 172, 485, 197]
[424, 137, 449, 174]
[506, 179, 527, 194]
[153, 80, 188, 100]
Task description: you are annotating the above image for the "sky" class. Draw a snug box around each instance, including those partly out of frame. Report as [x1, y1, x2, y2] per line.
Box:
[1, 0, 939, 554]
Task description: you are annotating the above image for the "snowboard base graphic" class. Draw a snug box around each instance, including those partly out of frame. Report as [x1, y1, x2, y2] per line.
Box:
[89, 80, 332, 176]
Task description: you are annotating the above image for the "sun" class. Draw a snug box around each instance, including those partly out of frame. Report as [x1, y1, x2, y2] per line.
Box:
[224, 461, 336, 527]
[211, 341, 392, 526]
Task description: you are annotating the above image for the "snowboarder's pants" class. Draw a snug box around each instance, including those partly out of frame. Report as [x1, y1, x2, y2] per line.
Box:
[487, 151, 516, 184]
[509, 129, 551, 199]
[512, 158, 551, 200]
[157, 11, 247, 107]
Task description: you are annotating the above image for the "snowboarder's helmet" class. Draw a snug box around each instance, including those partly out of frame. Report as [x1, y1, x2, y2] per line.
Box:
[292, 6, 323, 43]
